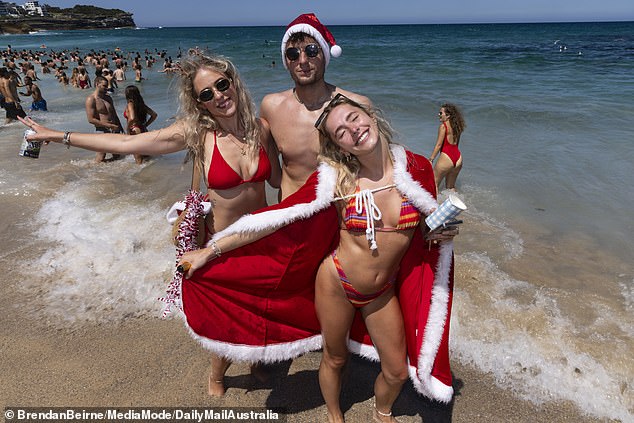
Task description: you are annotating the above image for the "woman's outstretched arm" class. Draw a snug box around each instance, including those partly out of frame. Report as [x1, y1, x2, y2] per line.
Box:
[20, 116, 187, 156]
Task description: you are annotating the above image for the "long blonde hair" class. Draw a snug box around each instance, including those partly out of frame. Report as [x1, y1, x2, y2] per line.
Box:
[316, 94, 395, 198]
[176, 49, 260, 170]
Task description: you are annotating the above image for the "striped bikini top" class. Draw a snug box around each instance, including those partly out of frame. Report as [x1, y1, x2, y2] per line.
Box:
[341, 186, 421, 250]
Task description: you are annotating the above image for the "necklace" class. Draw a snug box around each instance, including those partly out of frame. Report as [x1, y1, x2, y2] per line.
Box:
[222, 132, 247, 156]
[293, 88, 333, 110]
[232, 135, 247, 156]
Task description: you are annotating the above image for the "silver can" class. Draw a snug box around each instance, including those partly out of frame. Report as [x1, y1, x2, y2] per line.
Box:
[19, 129, 42, 158]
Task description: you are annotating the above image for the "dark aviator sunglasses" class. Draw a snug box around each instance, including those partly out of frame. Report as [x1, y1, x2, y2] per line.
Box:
[285, 44, 320, 61]
[197, 78, 231, 102]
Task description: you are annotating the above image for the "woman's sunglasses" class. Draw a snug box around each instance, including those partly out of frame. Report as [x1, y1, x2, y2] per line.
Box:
[197, 78, 231, 102]
[285, 44, 320, 61]
[314, 93, 363, 134]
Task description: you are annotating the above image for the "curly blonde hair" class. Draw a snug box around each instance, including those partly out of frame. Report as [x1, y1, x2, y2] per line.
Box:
[176, 49, 260, 170]
[316, 94, 395, 198]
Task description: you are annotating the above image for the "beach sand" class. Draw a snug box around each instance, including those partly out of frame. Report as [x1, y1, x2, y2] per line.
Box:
[1, 256, 610, 423]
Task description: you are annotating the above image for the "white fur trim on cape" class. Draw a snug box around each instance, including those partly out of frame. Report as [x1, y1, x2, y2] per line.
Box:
[185, 323, 323, 364]
[390, 144, 438, 214]
[414, 240, 454, 402]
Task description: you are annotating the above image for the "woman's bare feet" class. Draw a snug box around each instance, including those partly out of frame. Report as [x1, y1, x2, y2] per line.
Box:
[326, 410, 345, 423]
[208, 370, 225, 397]
[208, 355, 231, 397]
[373, 406, 399, 422]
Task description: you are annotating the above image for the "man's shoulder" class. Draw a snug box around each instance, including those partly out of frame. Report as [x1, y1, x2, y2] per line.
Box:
[261, 89, 292, 106]
[334, 87, 371, 106]
[260, 89, 293, 116]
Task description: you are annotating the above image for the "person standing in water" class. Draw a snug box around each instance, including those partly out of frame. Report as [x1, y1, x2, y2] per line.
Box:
[429, 103, 466, 192]
[123, 85, 157, 164]
[20, 76, 47, 111]
[85, 75, 124, 162]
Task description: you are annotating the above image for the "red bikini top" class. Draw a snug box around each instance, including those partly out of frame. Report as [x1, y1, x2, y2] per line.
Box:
[207, 131, 271, 190]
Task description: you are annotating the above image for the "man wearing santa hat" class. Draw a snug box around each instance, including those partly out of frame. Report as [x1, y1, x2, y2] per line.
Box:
[261, 13, 371, 200]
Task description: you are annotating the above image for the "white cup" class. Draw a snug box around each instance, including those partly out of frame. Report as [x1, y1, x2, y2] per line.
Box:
[425, 193, 467, 231]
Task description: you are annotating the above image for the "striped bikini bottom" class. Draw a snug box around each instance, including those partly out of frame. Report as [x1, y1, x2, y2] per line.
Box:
[331, 250, 395, 309]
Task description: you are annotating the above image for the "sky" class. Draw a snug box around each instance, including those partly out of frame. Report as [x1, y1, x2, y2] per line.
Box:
[46, 0, 634, 27]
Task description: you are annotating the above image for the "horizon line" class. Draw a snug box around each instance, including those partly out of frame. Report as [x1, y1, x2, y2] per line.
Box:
[136, 19, 634, 28]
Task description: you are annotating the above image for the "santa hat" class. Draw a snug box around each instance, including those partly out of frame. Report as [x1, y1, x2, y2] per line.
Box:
[281, 13, 342, 69]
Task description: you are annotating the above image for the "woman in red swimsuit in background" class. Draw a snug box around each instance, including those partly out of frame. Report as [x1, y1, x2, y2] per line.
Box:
[123, 85, 158, 164]
[429, 103, 466, 192]
[20, 50, 281, 397]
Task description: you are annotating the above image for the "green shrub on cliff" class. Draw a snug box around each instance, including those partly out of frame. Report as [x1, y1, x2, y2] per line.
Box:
[46, 4, 130, 18]
[45, 4, 131, 18]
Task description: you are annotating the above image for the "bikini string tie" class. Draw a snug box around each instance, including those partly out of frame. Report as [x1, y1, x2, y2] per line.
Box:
[355, 189, 382, 250]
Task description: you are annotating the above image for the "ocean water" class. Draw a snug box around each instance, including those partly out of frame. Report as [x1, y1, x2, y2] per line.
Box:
[1, 22, 632, 421]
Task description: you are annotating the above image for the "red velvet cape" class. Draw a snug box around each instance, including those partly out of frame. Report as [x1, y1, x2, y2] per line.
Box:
[181, 145, 454, 402]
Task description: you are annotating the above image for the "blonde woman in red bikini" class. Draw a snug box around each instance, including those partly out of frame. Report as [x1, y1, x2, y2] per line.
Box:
[429, 103, 466, 192]
[20, 50, 281, 397]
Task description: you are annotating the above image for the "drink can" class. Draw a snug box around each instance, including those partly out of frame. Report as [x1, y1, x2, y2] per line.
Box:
[19, 129, 42, 158]
[425, 193, 467, 231]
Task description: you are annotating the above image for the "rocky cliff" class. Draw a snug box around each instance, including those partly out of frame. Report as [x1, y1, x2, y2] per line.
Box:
[0, 6, 136, 34]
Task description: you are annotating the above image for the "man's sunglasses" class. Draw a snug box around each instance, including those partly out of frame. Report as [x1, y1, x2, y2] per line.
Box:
[197, 78, 231, 102]
[285, 44, 320, 61]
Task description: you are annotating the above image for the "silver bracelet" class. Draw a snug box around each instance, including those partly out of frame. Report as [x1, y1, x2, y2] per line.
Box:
[62, 131, 72, 149]
[210, 240, 222, 258]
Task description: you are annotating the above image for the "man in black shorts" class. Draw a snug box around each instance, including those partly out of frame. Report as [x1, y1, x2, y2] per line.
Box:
[0, 67, 27, 124]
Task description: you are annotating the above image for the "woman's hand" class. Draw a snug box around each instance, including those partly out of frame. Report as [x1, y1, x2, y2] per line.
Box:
[423, 207, 461, 245]
[425, 225, 459, 244]
[178, 247, 216, 279]
[18, 116, 63, 142]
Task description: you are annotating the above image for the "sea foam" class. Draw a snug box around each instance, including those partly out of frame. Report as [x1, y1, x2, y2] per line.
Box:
[452, 252, 633, 421]
[26, 160, 176, 324]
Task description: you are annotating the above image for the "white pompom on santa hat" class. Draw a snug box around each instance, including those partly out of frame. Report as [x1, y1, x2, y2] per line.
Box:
[281, 13, 342, 69]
